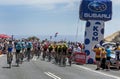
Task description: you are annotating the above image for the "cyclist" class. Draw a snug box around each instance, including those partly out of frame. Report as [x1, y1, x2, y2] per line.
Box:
[42, 43, 48, 61]
[37, 42, 41, 59]
[57, 44, 62, 65]
[15, 41, 22, 66]
[61, 43, 68, 66]
[7, 40, 13, 68]
[48, 44, 53, 62]
[20, 40, 26, 63]
[26, 41, 32, 61]
[67, 46, 73, 66]
[54, 44, 58, 64]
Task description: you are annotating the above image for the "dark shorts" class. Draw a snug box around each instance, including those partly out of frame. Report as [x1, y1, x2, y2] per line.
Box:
[38, 47, 40, 50]
[44, 49, 47, 51]
[95, 58, 101, 61]
[58, 52, 61, 55]
[16, 50, 21, 54]
[62, 51, 67, 55]
[68, 52, 72, 55]
[106, 57, 111, 62]
[27, 48, 31, 51]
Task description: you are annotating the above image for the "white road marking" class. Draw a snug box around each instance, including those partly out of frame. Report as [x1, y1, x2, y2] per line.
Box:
[44, 72, 61, 79]
[75, 65, 120, 79]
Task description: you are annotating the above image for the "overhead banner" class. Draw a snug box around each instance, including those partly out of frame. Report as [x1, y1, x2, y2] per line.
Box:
[79, 0, 112, 21]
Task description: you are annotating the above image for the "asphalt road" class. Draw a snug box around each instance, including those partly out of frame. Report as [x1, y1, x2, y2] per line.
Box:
[0, 55, 120, 79]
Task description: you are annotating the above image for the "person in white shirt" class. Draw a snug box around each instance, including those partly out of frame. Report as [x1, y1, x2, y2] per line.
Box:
[73, 45, 81, 53]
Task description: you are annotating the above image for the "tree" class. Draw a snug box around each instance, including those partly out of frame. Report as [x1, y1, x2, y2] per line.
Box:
[27, 36, 40, 41]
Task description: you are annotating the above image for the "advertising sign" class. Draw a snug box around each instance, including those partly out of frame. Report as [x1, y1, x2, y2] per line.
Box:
[79, 0, 112, 21]
[84, 20, 104, 61]
[74, 52, 86, 64]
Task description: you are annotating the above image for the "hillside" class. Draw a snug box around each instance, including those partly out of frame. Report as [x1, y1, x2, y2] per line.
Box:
[104, 31, 120, 42]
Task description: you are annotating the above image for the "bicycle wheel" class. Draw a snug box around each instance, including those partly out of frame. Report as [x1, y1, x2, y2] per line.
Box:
[16, 53, 20, 66]
[7, 53, 12, 68]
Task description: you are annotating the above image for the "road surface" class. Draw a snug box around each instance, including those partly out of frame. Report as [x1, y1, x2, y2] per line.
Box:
[0, 55, 120, 79]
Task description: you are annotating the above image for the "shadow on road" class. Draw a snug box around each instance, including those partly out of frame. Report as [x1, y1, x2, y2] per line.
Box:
[110, 66, 120, 71]
[2, 66, 11, 69]
[2, 64, 19, 69]
[12, 65, 19, 67]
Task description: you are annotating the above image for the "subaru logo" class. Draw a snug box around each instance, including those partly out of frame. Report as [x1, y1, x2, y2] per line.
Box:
[88, 1, 107, 12]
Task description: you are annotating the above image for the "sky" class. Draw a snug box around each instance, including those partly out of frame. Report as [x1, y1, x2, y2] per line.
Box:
[0, 0, 120, 38]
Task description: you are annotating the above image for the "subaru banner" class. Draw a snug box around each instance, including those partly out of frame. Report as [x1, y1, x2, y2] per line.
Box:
[79, 0, 112, 21]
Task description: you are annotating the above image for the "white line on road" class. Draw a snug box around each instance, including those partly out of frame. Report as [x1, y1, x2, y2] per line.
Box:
[44, 72, 61, 79]
[75, 65, 120, 79]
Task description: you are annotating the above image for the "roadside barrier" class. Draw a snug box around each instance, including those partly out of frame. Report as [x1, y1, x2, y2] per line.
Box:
[73, 52, 86, 64]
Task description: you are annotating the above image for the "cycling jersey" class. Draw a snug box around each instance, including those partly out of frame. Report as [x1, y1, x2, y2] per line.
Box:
[38, 44, 41, 50]
[93, 48, 102, 58]
[7, 44, 13, 53]
[16, 44, 22, 51]
[21, 42, 26, 49]
[57, 45, 62, 54]
[68, 47, 72, 53]
[48, 45, 53, 52]
[68, 47, 73, 56]
[27, 42, 32, 49]
[62, 45, 68, 55]
[43, 44, 48, 51]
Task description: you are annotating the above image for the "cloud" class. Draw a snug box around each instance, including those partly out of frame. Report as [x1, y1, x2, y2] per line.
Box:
[0, 0, 80, 11]
[0, 0, 80, 5]
[0, 0, 119, 5]
[112, 0, 120, 5]
[0, 0, 118, 11]
[63, 2, 76, 10]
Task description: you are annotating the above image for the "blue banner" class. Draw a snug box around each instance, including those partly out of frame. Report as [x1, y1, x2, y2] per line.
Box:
[79, 0, 112, 21]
